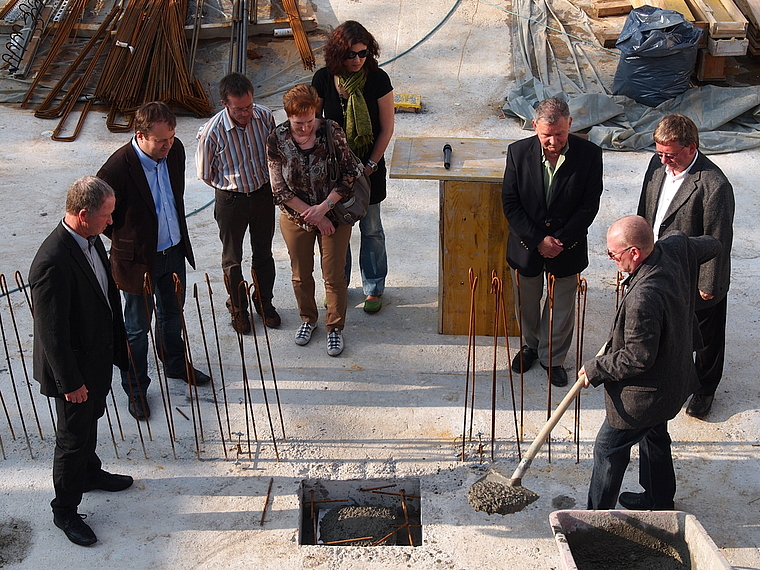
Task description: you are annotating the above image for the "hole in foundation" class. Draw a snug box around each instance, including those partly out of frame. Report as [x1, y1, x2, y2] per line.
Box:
[299, 478, 422, 546]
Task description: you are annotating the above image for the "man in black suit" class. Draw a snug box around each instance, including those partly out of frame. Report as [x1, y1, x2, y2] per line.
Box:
[502, 97, 603, 387]
[98, 102, 209, 421]
[638, 114, 734, 419]
[30, 176, 133, 546]
[582, 216, 720, 510]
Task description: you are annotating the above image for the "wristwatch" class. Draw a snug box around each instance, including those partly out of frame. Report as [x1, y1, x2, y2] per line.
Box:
[325, 198, 336, 209]
[366, 159, 378, 172]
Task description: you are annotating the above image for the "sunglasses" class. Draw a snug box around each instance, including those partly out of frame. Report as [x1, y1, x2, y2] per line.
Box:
[607, 246, 634, 261]
[346, 49, 369, 59]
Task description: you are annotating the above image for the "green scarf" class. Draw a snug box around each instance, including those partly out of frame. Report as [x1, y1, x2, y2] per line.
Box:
[339, 71, 373, 157]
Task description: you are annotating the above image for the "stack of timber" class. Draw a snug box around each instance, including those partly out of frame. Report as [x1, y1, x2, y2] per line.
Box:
[732, 0, 760, 53]
[589, 0, 633, 48]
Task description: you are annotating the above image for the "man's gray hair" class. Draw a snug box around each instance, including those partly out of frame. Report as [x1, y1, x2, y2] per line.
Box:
[534, 97, 570, 125]
[65, 176, 115, 215]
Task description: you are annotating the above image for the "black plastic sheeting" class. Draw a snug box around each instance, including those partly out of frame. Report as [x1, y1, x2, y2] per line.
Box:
[612, 6, 703, 107]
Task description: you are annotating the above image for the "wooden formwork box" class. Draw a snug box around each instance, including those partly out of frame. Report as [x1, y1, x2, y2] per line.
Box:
[389, 137, 520, 337]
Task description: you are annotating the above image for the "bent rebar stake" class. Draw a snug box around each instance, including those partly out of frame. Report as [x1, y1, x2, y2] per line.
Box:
[246, 281, 279, 463]
[490, 272, 501, 462]
[250, 268, 286, 442]
[104, 398, 119, 459]
[574, 276, 588, 463]
[461, 268, 478, 461]
[14, 270, 55, 432]
[498, 274, 522, 461]
[514, 269, 525, 441]
[205, 274, 231, 441]
[142, 273, 174, 457]
[0, 273, 43, 440]
[546, 273, 556, 463]
[0, 283, 33, 458]
[194, 283, 227, 460]
[224, 275, 257, 460]
[124, 343, 148, 459]
[173, 275, 201, 460]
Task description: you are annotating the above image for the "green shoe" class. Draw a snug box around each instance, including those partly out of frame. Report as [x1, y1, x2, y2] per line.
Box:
[363, 296, 383, 314]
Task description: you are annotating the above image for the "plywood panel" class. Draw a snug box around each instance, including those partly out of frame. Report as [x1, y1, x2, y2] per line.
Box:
[439, 180, 518, 337]
[389, 137, 512, 183]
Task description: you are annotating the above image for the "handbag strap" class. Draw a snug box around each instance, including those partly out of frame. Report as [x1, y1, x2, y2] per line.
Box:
[323, 119, 340, 186]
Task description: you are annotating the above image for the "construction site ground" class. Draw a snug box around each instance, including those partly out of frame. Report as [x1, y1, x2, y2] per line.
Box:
[0, 0, 759, 568]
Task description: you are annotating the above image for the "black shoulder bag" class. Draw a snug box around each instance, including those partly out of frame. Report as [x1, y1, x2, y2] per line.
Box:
[323, 120, 371, 225]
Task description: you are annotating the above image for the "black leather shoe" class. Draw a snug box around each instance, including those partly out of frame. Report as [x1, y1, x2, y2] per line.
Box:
[169, 368, 211, 386]
[618, 491, 673, 510]
[686, 394, 714, 419]
[541, 363, 569, 387]
[83, 470, 134, 493]
[128, 399, 150, 420]
[53, 511, 97, 546]
[511, 345, 538, 373]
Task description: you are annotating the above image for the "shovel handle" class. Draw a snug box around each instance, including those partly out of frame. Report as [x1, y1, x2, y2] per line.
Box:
[509, 344, 606, 483]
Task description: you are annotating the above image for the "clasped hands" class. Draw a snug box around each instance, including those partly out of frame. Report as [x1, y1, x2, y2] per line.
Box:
[302, 203, 335, 236]
[537, 235, 563, 258]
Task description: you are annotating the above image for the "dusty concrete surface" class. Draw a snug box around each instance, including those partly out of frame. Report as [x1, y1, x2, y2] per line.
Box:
[1, 0, 760, 569]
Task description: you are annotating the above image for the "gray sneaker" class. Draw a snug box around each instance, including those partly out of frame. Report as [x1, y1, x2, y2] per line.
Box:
[326, 329, 344, 356]
[295, 322, 317, 346]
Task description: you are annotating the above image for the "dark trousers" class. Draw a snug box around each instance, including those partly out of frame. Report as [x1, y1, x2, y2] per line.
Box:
[695, 295, 727, 396]
[51, 396, 105, 514]
[121, 244, 186, 401]
[214, 185, 276, 313]
[587, 418, 675, 510]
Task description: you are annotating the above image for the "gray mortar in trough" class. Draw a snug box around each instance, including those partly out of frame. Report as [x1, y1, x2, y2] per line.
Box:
[299, 478, 421, 546]
[550, 510, 734, 570]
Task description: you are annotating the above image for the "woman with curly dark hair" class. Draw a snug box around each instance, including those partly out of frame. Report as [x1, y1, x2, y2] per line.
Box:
[312, 21, 394, 315]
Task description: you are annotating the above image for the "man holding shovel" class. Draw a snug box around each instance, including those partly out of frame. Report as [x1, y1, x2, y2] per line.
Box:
[581, 216, 720, 510]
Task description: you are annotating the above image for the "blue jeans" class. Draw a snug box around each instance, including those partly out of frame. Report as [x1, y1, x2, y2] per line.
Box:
[345, 203, 387, 297]
[587, 418, 675, 510]
[121, 245, 187, 401]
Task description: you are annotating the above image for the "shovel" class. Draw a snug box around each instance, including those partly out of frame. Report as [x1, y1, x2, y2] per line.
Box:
[468, 345, 606, 515]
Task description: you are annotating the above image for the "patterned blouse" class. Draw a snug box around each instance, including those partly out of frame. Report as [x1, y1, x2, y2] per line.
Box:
[267, 119, 362, 231]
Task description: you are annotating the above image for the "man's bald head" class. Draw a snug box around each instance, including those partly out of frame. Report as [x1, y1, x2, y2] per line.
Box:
[607, 216, 655, 273]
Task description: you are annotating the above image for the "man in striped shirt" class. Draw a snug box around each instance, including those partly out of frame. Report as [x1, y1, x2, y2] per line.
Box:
[196, 73, 279, 333]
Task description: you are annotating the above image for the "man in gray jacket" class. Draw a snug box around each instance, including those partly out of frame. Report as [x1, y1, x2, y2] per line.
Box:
[583, 216, 720, 510]
[638, 114, 734, 419]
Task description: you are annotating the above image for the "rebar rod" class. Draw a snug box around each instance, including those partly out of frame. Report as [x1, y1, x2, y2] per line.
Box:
[0, 274, 43, 440]
[205, 274, 231, 440]
[193, 283, 227, 459]
[173, 275, 201, 460]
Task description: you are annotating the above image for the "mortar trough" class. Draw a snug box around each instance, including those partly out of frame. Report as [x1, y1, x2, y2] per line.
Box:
[549, 510, 733, 570]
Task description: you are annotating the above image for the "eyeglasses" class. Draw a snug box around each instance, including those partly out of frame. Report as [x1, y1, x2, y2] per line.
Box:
[607, 246, 634, 261]
[345, 49, 368, 59]
[225, 102, 253, 114]
[655, 147, 685, 161]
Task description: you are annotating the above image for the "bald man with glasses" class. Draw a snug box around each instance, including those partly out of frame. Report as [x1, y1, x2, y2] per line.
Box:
[637, 114, 734, 419]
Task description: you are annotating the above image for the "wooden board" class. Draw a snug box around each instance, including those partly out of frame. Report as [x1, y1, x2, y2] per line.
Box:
[631, 0, 698, 20]
[590, 0, 633, 17]
[439, 180, 518, 337]
[733, 0, 760, 27]
[389, 137, 512, 183]
[596, 29, 621, 48]
[697, 48, 727, 79]
[685, 0, 748, 37]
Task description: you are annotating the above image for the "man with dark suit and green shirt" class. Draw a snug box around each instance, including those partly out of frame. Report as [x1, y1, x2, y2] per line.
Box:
[502, 97, 603, 387]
